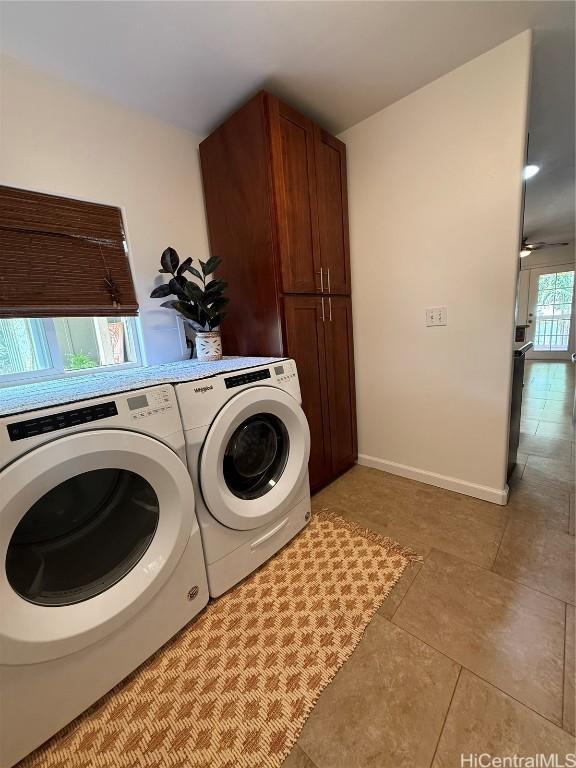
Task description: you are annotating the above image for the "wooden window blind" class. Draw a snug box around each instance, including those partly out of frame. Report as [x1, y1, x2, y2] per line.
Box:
[0, 186, 138, 318]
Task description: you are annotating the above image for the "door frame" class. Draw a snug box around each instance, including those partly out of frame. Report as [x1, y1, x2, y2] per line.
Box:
[526, 264, 576, 360]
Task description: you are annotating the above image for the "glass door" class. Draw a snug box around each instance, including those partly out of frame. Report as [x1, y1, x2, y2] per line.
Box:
[526, 267, 575, 360]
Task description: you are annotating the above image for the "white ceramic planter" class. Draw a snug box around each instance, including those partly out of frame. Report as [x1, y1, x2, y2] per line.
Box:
[195, 331, 222, 362]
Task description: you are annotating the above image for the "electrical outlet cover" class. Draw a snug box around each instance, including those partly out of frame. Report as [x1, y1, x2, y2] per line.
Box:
[426, 307, 447, 326]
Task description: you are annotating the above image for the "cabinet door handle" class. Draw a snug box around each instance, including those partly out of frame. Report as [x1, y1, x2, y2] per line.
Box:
[328, 297, 332, 322]
[317, 267, 324, 292]
[321, 297, 325, 322]
[327, 267, 331, 294]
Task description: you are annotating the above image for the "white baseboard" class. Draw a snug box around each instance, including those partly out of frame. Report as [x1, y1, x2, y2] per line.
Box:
[357, 454, 509, 506]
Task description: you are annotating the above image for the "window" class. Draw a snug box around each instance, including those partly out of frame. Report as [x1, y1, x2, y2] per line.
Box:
[0, 316, 141, 386]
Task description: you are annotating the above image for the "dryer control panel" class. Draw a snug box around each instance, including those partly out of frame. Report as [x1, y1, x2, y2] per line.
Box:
[1, 385, 182, 464]
[128, 388, 173, 421]
[7, 401, 119, 441]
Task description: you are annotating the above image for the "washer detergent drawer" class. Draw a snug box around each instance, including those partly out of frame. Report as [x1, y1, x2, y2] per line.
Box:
[0, 430, 197, 665]
[207, 494, 311, 597]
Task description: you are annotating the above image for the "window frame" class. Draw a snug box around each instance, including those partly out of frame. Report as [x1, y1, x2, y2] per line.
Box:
[0, 316, 143, 387]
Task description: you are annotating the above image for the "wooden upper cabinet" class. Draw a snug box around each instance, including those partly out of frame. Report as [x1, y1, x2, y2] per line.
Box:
[314, 128, 351, 295]
[268, 96, 351, 296]
[199, 93, 284, 356]
[269, 98, 321, 294]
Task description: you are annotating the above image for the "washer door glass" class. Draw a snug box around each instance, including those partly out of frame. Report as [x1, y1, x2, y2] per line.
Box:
[223, 413, 289, 500]
[6, 468, 159, 606]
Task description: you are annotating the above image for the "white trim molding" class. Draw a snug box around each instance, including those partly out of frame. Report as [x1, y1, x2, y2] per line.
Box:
[357, 454, 509, 506]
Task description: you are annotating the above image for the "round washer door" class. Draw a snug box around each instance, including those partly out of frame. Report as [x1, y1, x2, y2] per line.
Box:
[0, 429, 196, 665]
[199, 386, 310, 530]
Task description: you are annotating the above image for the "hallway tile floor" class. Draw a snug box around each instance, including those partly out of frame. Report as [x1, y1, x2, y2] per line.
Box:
[283, 360, 575, 768]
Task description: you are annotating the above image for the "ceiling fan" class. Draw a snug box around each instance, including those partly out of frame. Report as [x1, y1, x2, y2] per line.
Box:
[520, 237, 570, 258]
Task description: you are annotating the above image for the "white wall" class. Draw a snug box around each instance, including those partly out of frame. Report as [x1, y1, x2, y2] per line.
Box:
[0, 55, 209, 364]
[339, 32, 532, 503]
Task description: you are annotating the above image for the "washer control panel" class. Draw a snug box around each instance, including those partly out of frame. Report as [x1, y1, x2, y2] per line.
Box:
[224, 368, 271, 389]
[7, 401, 119, 441]
[273, 360, 297, 384]
[129, 387, 173, 421]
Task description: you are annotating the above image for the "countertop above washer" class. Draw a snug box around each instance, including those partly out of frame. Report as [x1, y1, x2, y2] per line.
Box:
[0, 357, 284, 417]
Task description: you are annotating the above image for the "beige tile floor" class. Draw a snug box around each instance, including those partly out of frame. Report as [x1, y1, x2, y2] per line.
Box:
[283, 360, 576, 768]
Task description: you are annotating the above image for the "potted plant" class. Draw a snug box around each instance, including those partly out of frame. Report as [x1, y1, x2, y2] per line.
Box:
[150, 247, 228, 362]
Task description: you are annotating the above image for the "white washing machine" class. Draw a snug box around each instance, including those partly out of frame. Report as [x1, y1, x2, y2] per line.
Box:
[175, 359, 311, 597]
[0, 386, 209, 768]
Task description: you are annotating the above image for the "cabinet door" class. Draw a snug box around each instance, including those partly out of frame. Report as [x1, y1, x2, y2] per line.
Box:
[269, 98, 322, 294]
[200, 93, 283, 357]
[283, 296, 332, 491]
[324, 296, 357, 475]
[314, 128, 351, 295]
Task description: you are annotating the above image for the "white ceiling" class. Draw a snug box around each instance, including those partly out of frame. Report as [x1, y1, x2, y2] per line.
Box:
[0, 1, 574, 242]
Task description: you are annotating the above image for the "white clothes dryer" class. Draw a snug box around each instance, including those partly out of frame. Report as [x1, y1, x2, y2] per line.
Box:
[175, 359, 311, 597]
[0, 386, 208, 767]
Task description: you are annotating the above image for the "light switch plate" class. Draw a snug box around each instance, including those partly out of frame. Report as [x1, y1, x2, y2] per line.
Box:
[426, 306, 447, 326]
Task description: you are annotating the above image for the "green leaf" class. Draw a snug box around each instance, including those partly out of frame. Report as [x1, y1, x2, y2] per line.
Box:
[184, 281, 204, 302]
[204, 279, 228, 295]
[176, 257, 192, 276]
[150, 283, 172, 299]
[200, 255, 222, 276]
[208, 311, 226, 330]
[174, 274, 188, 289]
[185, 265, 203, 281]
[169, 277, 188, 300]
[161, 247, 179, 274]
[172, 301, 199, 321]
[159, 298, 205, 327]
[207, 296, 229, 311]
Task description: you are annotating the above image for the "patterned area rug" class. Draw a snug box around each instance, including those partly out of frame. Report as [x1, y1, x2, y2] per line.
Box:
[20, 511, 420, 768]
